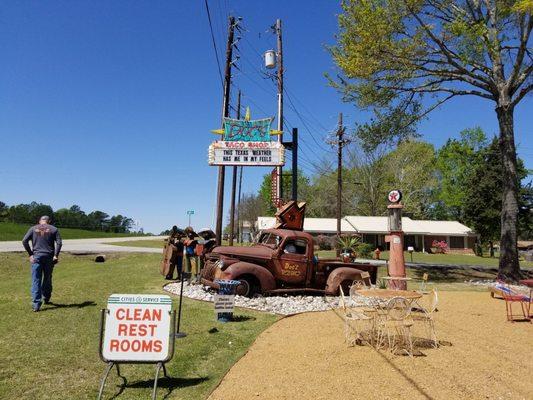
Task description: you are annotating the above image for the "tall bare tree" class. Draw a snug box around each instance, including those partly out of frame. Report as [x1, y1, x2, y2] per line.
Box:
[331, 0, 532, 281]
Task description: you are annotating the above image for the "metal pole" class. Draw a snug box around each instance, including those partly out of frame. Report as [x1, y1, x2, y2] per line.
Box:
[175, 272, 186, 338]
[336, 113, 344, 258]
[275, 19, 284, 205]
[292, 128, 298, 201]
[215, 16, 236, 246]
[236, 166, 243, 242]
[229, 90, 241, 246]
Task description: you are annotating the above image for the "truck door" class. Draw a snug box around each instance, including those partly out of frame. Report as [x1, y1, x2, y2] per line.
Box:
[276, 237, 309, 285]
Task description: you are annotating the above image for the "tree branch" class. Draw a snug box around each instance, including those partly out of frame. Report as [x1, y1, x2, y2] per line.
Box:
[511, 82, 533, 107]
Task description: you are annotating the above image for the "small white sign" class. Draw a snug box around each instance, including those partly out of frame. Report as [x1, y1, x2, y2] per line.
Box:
[393, 237, 401, 244]
[208, 141, 285, 166]
[214, 294, 235, 314]
[102, 294, 172, 362]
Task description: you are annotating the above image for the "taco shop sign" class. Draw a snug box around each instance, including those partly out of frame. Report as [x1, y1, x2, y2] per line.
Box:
[209, 141, 284, 166]
[209, 107, 285, 167]
[102, 294, 172, 362]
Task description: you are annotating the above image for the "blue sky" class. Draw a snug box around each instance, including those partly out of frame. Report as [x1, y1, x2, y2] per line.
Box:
[1, 1, 531, 234]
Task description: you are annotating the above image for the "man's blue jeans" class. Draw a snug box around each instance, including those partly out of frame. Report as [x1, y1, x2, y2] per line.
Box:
[31, 255, 54, 309]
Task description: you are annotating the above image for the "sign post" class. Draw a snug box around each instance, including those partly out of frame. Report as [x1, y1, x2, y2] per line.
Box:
[98, 294, 176, 400]
[186, 210, 194, 227]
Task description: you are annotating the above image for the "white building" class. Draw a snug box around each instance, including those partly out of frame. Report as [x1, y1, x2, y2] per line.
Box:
[256, 216, 477, 253]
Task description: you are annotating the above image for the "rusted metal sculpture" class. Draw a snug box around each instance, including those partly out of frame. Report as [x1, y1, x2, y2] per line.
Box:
[200, 201, 377, 297]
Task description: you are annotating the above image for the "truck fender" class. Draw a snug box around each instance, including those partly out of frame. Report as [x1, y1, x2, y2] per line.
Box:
[325, 267, 367, 296]
[224, 262, 276, 293]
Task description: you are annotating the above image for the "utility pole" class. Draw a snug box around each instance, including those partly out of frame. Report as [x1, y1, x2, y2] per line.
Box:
[215, 16, 236, 246]
[236, 166, 243, 242]
[275, 18, 284, 206]
[228, 90, 241, 246]
[336, 113, 345, 257]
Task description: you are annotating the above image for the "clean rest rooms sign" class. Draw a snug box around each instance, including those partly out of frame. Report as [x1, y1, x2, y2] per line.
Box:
[102, 294, 172, 362]
[208, 141, 285, 166]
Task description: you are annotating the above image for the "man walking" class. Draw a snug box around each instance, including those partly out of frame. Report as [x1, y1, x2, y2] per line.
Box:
[22, 216, 62, 312]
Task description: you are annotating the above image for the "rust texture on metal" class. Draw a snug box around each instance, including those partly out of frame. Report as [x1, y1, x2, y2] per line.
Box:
[200, 202, 377, 297]
[274, 200, 306, 231]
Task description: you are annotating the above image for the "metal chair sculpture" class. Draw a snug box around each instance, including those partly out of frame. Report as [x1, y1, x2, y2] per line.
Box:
[383, 297, 414, 356]
[498, 284, 531, 322]
[339, 286, 373, 346]
[411, 288, 439, 348]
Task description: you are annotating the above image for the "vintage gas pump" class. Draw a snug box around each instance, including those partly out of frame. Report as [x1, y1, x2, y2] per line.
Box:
[384, 190, 406, 289]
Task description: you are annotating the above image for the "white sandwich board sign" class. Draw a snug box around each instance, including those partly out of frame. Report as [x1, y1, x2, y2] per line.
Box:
[102, 294, 172, 362]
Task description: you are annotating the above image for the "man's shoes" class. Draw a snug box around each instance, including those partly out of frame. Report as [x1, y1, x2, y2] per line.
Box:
[32, 307, 40, 312]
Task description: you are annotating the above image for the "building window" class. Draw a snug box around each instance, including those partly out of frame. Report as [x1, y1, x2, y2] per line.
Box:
[449, 236, 464, 249]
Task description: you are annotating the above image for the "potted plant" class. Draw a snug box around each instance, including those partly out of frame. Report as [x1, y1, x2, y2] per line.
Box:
[337, 235, 361, 262]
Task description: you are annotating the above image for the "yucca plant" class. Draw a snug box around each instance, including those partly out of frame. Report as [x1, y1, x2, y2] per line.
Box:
[337, 235, 361, 255]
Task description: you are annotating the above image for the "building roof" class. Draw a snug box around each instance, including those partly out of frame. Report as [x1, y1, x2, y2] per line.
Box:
[257, 216, 475, 236]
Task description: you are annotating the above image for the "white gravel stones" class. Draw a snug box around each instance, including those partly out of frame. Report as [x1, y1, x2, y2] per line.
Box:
[163, 281, 373, 315]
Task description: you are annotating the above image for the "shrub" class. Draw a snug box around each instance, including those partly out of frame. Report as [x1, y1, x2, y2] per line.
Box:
[316, 235, 333, 250]
[356, 243, 374, 259]
[431, 240, 448, 254]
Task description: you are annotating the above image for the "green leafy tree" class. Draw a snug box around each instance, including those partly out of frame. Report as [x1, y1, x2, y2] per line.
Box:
[381, 141, 437, 218]
[435, 127, 488, 219]
[87, 211, 110, 231]
[463, 138, 529, 249]
[259, 170, 311, 216]
[331, 0, 533, 281]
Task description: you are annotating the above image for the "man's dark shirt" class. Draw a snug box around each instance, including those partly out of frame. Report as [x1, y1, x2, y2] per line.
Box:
[22, 224, 62, 257]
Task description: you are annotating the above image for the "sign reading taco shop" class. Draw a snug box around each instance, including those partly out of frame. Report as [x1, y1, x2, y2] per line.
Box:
[209, 107, 285, 167]
[102, 294, 172, 362]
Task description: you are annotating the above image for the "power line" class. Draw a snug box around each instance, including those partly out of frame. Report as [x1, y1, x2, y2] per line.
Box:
[284, 88, 335, 153]
[204, 0, 224, 89]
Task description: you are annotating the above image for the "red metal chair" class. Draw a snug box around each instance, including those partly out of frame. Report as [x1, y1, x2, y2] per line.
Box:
[498, 284, 531, 322]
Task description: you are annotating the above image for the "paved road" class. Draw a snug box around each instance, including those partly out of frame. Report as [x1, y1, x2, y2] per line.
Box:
[0, 236, 165, 254]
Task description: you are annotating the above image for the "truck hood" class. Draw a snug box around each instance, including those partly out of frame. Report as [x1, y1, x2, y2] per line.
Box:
[211, 245, 274, 260]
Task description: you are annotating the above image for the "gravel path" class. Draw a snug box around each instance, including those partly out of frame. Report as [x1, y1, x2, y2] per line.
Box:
[208, 291, 533, 400]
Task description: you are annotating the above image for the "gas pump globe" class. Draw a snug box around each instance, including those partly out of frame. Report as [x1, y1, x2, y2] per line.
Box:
[387, 189, 403, 231]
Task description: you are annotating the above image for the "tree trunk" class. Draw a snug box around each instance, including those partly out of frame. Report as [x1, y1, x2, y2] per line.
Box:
[496, 104, 521, 282]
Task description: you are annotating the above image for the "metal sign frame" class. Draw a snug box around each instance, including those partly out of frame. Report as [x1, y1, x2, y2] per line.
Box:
[97, 308, 176, 400]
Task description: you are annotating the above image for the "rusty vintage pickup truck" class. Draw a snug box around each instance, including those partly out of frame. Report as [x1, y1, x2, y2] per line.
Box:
[200, 228, 378, 297]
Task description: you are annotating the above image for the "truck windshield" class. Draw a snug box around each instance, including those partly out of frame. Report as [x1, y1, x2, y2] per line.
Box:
[257, 232, 281, 248]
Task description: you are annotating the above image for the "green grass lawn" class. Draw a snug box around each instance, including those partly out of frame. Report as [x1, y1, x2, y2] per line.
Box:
[0, 222, 144, 241]
[0, 252, 277, 399]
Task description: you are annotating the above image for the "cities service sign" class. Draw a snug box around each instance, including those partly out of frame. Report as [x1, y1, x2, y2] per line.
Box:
[209, 107, 285, 167]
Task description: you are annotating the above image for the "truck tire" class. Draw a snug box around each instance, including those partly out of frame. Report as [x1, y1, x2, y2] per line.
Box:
[235, 274, 260, 298]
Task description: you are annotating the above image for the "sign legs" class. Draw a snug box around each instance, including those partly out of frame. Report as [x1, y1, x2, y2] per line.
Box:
[97, 362, 123, 400]
[152, 362, 168, 400]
